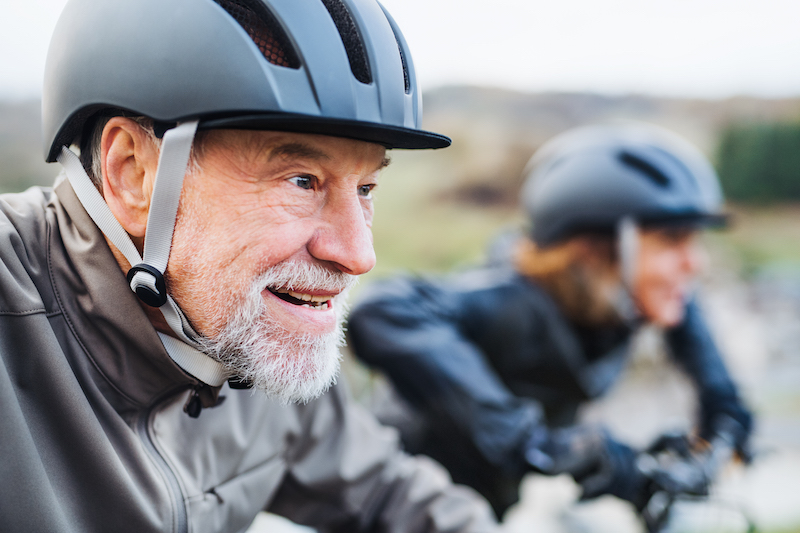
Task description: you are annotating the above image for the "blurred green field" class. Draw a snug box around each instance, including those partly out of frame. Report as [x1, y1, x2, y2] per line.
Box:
[705, 204, 800, 277]
[367, 149, 523, 279]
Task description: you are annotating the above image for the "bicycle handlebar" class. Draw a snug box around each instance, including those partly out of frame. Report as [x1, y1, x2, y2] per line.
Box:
[636, 416, 741, 533]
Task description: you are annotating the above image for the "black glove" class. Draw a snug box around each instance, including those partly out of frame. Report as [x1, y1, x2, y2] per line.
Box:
[640, 431, 711, 497]
[525, 425, 651, 510]
[699, 390, 754, 462]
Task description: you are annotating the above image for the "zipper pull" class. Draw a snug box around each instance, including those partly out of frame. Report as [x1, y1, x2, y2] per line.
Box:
[184, 388, 203, 418]
[183, 385, 227, 418]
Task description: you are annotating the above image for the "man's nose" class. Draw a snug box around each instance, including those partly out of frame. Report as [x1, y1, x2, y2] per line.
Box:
[307, 193, 376, 276]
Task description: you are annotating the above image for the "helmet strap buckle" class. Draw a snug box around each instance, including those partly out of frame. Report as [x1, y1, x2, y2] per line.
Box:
[127, 263, 168, 307]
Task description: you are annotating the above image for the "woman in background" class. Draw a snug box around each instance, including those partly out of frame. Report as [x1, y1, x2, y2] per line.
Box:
[347, 124, 753, 518]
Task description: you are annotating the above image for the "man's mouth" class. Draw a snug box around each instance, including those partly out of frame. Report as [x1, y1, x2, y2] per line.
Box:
[268, 287, 334, 310]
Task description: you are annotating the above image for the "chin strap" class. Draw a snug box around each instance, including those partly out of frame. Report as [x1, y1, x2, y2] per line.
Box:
[614, 216, 642, 325]
[57, 121, 229, 387]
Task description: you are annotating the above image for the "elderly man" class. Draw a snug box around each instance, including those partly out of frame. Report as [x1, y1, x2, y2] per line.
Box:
[0, 0, 497, 531]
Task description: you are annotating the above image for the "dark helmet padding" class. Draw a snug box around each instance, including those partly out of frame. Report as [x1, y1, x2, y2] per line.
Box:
[215, 0, 301, 68]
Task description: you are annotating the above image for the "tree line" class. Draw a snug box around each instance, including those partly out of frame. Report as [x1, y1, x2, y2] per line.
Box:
[716, 121, 800, 203]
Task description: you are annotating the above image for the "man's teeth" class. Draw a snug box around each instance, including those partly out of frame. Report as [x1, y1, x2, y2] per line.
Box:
[286, 290, 329, 303]
[303, 302, 329, 310]
[273, 287, 332, 309]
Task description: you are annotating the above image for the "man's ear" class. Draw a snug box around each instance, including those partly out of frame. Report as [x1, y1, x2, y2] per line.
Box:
[100, 117, 160, 240]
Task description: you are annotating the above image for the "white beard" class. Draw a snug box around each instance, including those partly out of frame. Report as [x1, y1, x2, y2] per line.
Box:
[197, 261, 357, 404]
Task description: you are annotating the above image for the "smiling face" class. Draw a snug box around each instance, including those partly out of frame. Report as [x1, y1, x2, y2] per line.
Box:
[632, 227, 705, 327]
[163, 129, 387, 402]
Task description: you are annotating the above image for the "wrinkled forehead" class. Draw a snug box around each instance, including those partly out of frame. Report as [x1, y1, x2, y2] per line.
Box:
[196, 129, 389, 171]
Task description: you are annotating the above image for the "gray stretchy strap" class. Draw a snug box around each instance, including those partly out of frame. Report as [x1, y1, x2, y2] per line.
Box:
[56, 127, 229, 386]
[58, 147, 169, 300]
[618, 216, 639, 291]
[127, 120, 198, 302]
[58, 147, 142, 268]
[158, 333, 228, 387]
[614, 216, 642, 324]
[143, 120, 196, 273]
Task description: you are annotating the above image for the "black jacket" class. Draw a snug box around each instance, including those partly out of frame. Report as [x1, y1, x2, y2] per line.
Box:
[348, 266, 749, 495]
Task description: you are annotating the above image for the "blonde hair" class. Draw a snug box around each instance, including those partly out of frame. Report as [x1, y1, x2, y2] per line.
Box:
[515, 236, 623, 326]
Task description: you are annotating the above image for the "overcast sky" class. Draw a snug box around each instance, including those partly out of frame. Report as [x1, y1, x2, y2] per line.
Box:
[2, 0, 799, 100]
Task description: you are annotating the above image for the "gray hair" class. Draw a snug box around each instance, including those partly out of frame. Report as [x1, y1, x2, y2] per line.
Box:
[78, 115, 204, 192]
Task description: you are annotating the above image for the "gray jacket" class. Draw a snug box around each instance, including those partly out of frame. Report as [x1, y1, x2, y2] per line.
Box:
[0, 180, 496, 533]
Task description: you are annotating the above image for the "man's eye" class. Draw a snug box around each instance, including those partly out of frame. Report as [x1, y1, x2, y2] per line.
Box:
[288, 175, 315, 190]
[358, 184, 375, 198]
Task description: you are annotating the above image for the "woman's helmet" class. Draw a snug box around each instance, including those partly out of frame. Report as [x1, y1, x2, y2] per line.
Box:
[520, 123, 725, 247]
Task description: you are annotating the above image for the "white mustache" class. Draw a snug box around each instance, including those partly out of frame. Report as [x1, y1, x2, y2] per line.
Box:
[259, 261, 358, 296]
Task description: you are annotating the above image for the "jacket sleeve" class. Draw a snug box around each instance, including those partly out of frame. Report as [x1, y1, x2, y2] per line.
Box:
[267, 383, 499, 533]
[346, 277, 544, 477]
[665, 297, 753, 442]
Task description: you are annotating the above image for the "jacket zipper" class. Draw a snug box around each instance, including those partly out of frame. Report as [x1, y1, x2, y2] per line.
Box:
[137, 389, 190, 533]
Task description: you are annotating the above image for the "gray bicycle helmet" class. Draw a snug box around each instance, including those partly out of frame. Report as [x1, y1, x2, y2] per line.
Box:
[43, 0, 449, 162]
[521, 124, 726, 247]
[43, 0, 449, 390]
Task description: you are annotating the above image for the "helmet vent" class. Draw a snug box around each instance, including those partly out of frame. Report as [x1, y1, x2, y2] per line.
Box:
[215, 0, 300, 69]
[390, 29, 411, 94]
[320, 0, 372, 84]
[618, 150, 670, 187]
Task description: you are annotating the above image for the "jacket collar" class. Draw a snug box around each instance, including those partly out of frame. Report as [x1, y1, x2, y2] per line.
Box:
[51, 178, 199, 408]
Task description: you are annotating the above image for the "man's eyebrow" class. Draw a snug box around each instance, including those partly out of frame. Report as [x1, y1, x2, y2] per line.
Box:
[266, 141, 391, 170]
[268, 142, 331, 162]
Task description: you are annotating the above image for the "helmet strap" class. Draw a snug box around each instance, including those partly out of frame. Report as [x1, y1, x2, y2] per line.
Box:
[618, 216, 639, 290]
[57, 121, 230, 387]
[135, 120, 197, 305]
[613, 216, 642, 325]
